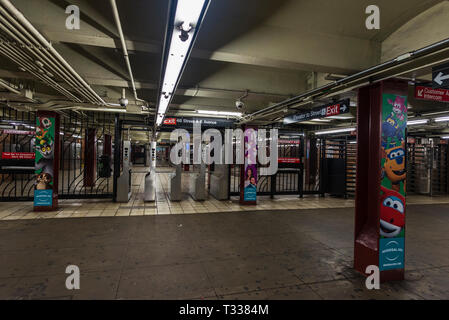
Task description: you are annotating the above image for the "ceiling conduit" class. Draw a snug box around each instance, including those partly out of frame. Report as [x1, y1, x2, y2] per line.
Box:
[239, 37, 449, 124]
[0, 0, 107, 105]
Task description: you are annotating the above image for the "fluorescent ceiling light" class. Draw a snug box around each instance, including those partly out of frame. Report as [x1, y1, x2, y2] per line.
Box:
[315, 127, 356, 135]
[442, 136, 449, 139]
[327, 115, 354, 120]
[310, 118, 331, 122]
[435, 116, 449, 123]
[197, 110, 242, 117]
[407, 119, 429, 126]
[155, 0, 209, 127]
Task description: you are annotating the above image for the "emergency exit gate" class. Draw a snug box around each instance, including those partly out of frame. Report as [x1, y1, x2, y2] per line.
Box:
[0, 107, 115, 201]
[407, 140, 449, 196]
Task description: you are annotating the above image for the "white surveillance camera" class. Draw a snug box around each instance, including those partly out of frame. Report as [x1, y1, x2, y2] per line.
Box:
[235, 100, 244, 109]
[119, 97, 129, 107]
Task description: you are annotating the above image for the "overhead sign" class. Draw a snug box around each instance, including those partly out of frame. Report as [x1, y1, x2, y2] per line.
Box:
[163, 118, 177, 125]
[433, 62, 449, 89]
[415, 85, 449, 103]
[283, 99, 350, 125]
[161, 117, 235, 129]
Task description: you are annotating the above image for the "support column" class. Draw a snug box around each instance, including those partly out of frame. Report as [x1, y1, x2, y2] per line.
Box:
[354, 79, 408, 282]
[84, 128, 97, 187]
[34, 111, 60, 211]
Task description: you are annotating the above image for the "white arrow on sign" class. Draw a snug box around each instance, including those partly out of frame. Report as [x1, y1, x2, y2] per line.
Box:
[341, 105, 347, 112]
[434, 72, 449, 85]
[418, 89, 424, 97]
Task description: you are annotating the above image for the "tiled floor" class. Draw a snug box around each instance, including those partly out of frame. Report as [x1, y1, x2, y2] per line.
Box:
[1, 167, 449, 220]
[0, 204, 448, 299]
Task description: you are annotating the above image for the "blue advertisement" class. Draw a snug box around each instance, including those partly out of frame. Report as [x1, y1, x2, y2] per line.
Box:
[379, 237, 405, 271]
[34, 189, 53, 207]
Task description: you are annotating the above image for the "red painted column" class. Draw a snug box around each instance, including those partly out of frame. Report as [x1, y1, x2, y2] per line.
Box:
[354, 79, 408, 282]
[84, 128, 97, 187]
[34, 111, 60, 211]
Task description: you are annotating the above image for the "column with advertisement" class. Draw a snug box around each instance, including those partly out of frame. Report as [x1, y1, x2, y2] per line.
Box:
[354, 79, 407, 282]
[379, 93, 407, 272]
[34, 111, 60, 211]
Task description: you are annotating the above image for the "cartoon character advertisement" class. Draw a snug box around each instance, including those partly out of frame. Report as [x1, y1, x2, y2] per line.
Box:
[34, 116, 55, 206]
[243, 130, 257, 202]
[379, 94, 407, 271]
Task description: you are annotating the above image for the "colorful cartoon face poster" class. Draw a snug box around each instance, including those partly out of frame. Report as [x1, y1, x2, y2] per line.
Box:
[379, 94, 407, 271]
[243, 129, 257, 202]
[34, 116, 55, 207]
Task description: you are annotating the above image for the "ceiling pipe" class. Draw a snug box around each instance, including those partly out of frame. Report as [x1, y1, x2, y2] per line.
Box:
[0, 0, 107, 105]
[109, 0, 147, 107]
[0, 10, 96, 103]
[0, 39, 82, 101]
[239, 37, 449, 124]
[0, 77, 20, 95]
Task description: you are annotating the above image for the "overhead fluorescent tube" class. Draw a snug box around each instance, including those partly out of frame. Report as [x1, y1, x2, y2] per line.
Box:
[407, 119, 429, 126]
[310, 118, 331, 122]
[156, 0, 209, 127]
[197, 110, 242, 117]
[442, 136, 449, 139]
[435, 116, 449, 123]
[315, 127, 356, 135]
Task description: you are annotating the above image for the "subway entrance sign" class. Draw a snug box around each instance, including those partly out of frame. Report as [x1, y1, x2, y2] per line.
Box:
[283, 99, 350, 125]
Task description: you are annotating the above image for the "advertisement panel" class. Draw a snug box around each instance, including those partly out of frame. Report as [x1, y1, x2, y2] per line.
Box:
[243, 129, 257, 202]
[34, 116, 56, 207]
[379, 94, 407, 271]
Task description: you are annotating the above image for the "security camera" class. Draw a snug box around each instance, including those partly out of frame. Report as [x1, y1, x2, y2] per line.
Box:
[119, 97, 128, 107]
[235, 100, 244, 110]
[119, 88, 128, 107]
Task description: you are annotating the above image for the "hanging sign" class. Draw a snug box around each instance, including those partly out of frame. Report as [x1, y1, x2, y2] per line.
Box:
[432, 62, 449, 89]
[415, 86, 449, 102]
[284, 99, 350, 125]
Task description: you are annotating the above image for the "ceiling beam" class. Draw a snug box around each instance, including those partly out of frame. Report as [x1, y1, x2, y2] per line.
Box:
[43, 30, 372, 74]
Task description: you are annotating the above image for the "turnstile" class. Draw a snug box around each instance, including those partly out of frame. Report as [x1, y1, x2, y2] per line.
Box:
[116, 140, 132, 202]
[188, 164, 206, 201]
[169, 165, 183, 201]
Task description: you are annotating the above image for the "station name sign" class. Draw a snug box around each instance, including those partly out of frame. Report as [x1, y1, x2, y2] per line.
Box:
[162, 117, 235, 128]
[283, 99, 350, 125]
[415, 85, 449, 103]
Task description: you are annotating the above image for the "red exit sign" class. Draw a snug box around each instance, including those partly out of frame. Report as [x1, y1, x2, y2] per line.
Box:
[163, 118, 177, 125]
[326, 104, 341, 117]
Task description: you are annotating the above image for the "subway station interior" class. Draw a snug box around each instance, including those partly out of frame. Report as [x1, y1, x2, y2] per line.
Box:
[0, 0, 449, 302]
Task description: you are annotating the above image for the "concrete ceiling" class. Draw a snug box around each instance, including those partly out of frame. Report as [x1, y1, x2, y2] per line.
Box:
[0, 0, 448, 130]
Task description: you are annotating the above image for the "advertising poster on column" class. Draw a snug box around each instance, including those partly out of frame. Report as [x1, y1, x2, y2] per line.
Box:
[243, 130, 257, 202]
[34, 117, 55, 207]
[379, 94, 407, 271]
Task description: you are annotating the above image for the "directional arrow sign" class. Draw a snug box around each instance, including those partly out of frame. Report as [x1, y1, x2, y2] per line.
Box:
[434, 72, 449, 86]
[433, 62, 449, 89]
[284, 99, 350, 125]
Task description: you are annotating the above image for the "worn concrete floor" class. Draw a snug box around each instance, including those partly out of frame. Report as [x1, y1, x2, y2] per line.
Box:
[0, 204, 448, 300]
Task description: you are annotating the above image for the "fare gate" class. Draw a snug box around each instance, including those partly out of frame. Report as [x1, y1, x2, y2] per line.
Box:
[0, 107, 115, 201]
